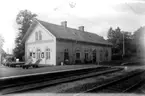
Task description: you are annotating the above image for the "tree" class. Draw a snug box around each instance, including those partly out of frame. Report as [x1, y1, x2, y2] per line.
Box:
[107, 27, 122, 53]
[132, 26, 145, 56]
[107, 27, 113, 40]
[107, 27, 133, 55]
[0, 34, 5, 64]
[133, 26, 145, 45]
[13, 10, 37, 61]
[0, 34, 4, 49]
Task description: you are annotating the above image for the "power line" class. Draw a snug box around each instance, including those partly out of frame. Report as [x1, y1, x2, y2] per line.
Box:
[125, 3, 137, 14]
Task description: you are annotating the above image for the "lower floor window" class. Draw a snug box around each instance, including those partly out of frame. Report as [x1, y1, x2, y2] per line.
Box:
[37, 49, 41, 59]
[46, 48, 50, 60]
[41, 52, 44, 58]
[105, 50, 108, 60]
[30, 52, 32, 57]
[64, 52, 69, 60]
[76, 53, 80, 59]
[33, 53, 35, 58]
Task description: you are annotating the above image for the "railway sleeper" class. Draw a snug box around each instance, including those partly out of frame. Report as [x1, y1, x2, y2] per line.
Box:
[85, 69, 145, 93]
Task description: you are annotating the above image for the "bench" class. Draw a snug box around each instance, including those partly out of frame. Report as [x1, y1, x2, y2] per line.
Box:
[22, 59, 41, 69]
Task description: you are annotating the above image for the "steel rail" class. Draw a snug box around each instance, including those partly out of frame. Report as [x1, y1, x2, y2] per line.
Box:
[1, 67, 123, 94]
[0, 66, 110, 88]
[83, 69, 145, 93]
[122, 79, 143, 92]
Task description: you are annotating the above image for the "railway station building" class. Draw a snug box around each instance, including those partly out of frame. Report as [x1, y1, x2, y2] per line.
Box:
[22, 18, 112, 65]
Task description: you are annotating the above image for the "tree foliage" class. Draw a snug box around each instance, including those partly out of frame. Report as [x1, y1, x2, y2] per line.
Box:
[107, 26, 145, 59]
[133, 27, 145, 44]
[0, 34, 4, 49]
[107, 27, 133, 55]
[132, 26, 145, 55]
[13, 10, 37, 61]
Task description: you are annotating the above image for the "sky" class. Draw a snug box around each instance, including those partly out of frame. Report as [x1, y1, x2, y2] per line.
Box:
[0, 0, 145, 53]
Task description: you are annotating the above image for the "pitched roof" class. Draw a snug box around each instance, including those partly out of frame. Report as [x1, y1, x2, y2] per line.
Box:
[23, 18, 112, 46]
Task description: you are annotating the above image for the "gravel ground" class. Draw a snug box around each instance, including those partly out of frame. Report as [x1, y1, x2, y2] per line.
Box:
[5, 62, 145, 96]
[133, 72, 145, 94]
[8, 65, 145, 96]
[12, 69, 127, 94]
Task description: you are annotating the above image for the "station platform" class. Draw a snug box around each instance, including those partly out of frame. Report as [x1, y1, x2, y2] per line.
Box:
[0, 64, 99, 79]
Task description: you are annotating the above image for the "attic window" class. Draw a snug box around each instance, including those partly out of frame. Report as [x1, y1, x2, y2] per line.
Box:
[39, 31, 42, 40]
[35, 32, 38, 40]
[35, 31, 42, 41]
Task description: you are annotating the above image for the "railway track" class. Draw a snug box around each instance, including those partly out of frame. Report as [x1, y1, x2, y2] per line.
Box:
[0, 66, 123, 94]
[84, 69, 145, 93]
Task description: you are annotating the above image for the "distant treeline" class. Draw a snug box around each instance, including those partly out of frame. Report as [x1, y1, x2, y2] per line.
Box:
[107, 26, 145, 59]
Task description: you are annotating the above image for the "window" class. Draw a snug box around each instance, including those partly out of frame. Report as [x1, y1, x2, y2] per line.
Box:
[30, 52, 32, 57]
[76, 53, 80, 59]
[92, 49, 97, 63]
[35, 31, 42, 41]
[35, 32, 38, 40]
[41, 52, 44, 58]
[105, 50, 108, 60]
[39, 31, 42, 40]
[75, 48, 80, 60]
[46, 48, 50, 60]
[37, 49, 41, 59]
[33, 53, 35, 58]
[64, 49, 69, 60]
[85, 53, 88, 60]
[100, 50, 103, 61]
[84, 49, 89, 61]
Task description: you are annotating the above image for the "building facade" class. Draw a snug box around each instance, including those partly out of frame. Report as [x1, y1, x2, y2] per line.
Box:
[22, 19, 112, 65]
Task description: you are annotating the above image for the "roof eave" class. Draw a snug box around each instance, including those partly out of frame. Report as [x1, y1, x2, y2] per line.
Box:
[57, 38, 112, 47]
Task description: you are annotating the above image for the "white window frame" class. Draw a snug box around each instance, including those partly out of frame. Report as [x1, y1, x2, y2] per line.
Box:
[39, 31, 42, 40]
[35, 32, 38, 41]
[35, 30, 42, 41]
[36, 48, 41, 59]
[46, 48, 50, 60]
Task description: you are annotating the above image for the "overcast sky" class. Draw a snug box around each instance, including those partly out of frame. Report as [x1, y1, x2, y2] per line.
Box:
[0, 0, 145, 53]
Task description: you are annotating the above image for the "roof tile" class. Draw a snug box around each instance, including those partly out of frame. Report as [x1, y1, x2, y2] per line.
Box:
[22, 18, 112, 46]
[38, 19, 112, 45]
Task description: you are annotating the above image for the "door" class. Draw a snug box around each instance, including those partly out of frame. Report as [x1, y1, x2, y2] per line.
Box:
[100, 50, 103, 62]
[84, 52, 88, 63]
[64, 49, 69, 64]
[36, 49, 41, 59]
[92, 50, 96, 63]
[75, 52, 81, 64]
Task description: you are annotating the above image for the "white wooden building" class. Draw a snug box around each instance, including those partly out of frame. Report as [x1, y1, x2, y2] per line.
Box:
[22, 18, 112, 65]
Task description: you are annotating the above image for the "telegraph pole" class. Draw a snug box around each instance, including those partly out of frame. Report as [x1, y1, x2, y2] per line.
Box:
[122, 31, 125, 58]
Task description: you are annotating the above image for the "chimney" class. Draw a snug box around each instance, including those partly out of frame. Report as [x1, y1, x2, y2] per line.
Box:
[78, 26, 84, 31]
[61, 21, 67, 27]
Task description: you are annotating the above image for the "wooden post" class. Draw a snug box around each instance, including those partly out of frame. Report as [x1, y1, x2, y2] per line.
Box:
[122, 31, 125, 58]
